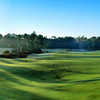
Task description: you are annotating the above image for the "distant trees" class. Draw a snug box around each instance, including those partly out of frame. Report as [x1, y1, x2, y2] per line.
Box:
[0, 31, 100, 54]
[0, 34, 3, 39]
[46, 36, 100, 50]
[0, 32, 46, 55]
[47, 37, 78, 49]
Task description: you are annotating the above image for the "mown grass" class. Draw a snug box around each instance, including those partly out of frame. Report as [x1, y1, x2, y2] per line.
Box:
[0, 51, 100, 100]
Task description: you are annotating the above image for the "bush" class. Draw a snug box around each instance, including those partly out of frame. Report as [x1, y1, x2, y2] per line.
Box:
[2, 50, 13, 58]
[3, 50, 11, 55]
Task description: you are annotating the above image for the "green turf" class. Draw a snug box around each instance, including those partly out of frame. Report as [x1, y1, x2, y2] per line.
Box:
[1, 51, 100, 100]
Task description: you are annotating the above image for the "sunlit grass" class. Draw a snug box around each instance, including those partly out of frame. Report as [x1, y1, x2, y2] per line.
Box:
[0, 51, 100, 100]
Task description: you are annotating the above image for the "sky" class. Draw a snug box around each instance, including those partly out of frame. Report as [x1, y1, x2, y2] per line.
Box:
[0, 0, 100, 37]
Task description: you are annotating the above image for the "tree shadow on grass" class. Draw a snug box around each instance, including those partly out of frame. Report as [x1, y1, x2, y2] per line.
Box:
[1, 61, 100, 85]
[11, 69, 65, 83]
[2, 63, 100, 84]
[72, 77, 100, 84]
[0, 68, 66, 100]
[0, 59, 15, 64]
[0, 85, 56, 100]
[0, 65, 66, 90]
[37, 55, 100, 60]
[16, 59, 35, 63]
[0, 70, 34, 87]
[1, 64, 100, 98]
[37, 77, 100, 93]
[6, 66, 70, 83]
[70, 55, 100, 59]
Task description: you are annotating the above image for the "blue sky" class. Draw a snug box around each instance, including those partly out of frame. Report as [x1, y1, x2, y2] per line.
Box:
[0, 0, 100, 37]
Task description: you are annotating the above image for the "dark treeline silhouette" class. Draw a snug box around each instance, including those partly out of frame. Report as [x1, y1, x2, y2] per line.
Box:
[0, 32, 100, 54]
[47, 36, 100, 50]
[47, 36, 78, 49]
[0, 32, 46, 57]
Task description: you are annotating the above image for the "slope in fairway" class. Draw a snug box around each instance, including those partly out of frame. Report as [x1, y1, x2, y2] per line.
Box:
[0, 51, 100, 100]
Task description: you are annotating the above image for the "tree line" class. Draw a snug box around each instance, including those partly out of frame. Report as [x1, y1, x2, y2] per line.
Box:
[0, 32, 100, 54]
[47, 36, 100, 50]
[0, 32, 46, 56]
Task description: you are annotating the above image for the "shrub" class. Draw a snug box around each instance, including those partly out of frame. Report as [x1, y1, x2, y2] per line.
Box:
[3, 50, 10, 55]
[2, 50, 13, 58]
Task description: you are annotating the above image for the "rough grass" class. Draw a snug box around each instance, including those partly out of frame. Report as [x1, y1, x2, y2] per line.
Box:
[0, 51, 100, 100]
